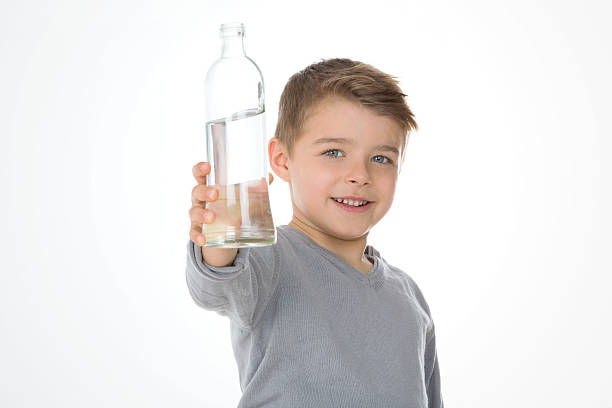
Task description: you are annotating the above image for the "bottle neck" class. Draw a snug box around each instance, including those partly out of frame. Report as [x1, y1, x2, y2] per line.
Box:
[221, 35, 245, 58]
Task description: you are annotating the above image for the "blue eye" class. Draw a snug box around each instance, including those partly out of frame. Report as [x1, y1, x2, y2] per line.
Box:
[373, 155, 392, 164]
[323, 149, 343, 158]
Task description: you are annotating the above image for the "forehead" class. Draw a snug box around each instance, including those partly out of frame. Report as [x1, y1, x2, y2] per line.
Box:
[299, 96, 403, 147]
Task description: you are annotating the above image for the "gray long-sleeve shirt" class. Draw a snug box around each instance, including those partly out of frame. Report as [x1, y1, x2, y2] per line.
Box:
[185, 224, 443, 407]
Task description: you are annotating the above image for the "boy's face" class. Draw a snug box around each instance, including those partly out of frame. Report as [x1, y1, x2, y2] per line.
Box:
[271, 96, 404, 240]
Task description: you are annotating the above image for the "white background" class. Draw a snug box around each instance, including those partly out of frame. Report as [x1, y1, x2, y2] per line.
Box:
[1, 0, 611, 406]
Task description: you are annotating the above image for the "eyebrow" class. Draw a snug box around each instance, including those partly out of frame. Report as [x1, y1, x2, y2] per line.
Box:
[312, 137, 400, 154]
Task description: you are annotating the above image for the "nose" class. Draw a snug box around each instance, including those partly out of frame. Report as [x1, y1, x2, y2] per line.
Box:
[345, 161, 370, 186]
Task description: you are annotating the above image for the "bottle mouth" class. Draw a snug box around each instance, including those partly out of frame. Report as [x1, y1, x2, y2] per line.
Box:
[219, 22, 245, 38]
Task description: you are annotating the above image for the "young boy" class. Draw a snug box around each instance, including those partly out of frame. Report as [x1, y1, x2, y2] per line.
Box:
[186, 58, 444, 407]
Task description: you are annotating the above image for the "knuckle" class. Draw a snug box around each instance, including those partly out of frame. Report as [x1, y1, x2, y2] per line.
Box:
[197, 209, 207, 223]
[190, 208, 202, 223]
[189, 228, 201, 241]
[192, 184, 203, 200]
[189, 206, 205, 220]
[190, 220, 202, 231]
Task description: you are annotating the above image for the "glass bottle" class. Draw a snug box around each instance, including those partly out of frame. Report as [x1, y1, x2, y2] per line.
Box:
[203, 22, 276, 248]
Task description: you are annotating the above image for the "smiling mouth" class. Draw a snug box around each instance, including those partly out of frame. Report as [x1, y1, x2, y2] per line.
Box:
[330, 197, 373, 207]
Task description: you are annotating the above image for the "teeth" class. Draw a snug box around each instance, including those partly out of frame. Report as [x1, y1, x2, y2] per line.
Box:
[333, 198, 367, 207]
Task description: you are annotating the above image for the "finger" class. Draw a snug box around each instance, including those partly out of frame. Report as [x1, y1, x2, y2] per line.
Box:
[190, 206, 216, 225]
[191, 184, 205, 206]
[191, 184, 218, 206]
[268, 172, 274, 184]
[192, 162, 210, 185]
[190, 225, 205, 246]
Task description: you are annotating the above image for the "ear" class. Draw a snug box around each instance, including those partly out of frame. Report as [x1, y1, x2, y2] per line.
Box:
[268, 137, 291, 183]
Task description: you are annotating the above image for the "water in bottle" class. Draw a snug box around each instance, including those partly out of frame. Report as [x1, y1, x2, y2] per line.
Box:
[203, 106, 275, 247]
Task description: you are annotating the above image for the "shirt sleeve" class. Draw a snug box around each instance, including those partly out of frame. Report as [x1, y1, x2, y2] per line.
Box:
[424, 323, 444, 408]
[185, 239, 279, 330]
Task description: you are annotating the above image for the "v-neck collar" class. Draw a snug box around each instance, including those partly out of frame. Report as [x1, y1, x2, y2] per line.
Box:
[279, 224, 385, 288]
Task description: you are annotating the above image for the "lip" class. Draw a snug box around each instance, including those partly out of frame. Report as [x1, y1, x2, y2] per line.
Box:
[330, 197, 373, 213]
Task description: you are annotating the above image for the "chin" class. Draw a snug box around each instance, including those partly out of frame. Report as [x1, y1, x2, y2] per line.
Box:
[328, 223, 372, 240]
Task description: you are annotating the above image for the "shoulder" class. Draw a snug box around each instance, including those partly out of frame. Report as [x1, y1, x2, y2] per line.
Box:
[274, 225, 301, 253]
[274, 224, 317, 255]
[245, 225, 302, 265]
[244, 225, 294, 256]
[372, 248, 435, 319]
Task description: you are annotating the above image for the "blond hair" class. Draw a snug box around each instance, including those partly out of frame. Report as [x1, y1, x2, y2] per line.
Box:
[273, 58, 418, 166]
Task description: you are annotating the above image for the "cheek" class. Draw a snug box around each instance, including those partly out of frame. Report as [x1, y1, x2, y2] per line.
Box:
[377, 176, 398, 201]
[302, 175, 329, 201]
[291, 165, 328, 207]
[291, 164, 320, 204]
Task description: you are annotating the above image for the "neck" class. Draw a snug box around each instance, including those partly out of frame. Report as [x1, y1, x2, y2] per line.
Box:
[288, 216, 373, 274]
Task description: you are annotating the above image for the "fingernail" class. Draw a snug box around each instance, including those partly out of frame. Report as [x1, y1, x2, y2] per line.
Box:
[200, 163, 208, 171]
[197, 235, 205, 245]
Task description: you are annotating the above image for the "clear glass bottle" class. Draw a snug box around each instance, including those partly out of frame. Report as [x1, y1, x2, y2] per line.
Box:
[203, 22, 276, 248]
